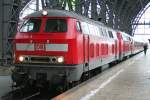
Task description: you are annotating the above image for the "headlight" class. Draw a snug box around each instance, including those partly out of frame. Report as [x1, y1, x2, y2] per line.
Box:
[19, 56, 24, 62]
[57, 57, 64, 63]
[42, 10, 48, 16]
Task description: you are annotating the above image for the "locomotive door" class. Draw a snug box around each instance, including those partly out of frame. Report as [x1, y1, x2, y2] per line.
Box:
[83, 35, 89, 72]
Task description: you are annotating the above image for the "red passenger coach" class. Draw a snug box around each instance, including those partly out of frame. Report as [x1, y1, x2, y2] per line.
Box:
[132, 39, 144, 54]
[12, 9, 144, 90]
[116, 31, 133, 60]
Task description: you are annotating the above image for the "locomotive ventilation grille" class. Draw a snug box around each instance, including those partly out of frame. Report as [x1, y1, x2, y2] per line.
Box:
[30, 56, 50, 63]
[23, 56, 62, 64]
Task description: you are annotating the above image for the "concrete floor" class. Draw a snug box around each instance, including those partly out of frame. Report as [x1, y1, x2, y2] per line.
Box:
[0, 67, 12, 99]
[0, 76, 12, 99]
[53, 49, 150, 100]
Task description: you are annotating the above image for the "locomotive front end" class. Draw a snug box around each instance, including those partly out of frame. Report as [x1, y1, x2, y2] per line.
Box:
[12, 10, 81, 90]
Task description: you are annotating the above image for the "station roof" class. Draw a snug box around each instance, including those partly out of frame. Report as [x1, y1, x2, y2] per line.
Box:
[114, 0, 149, 20]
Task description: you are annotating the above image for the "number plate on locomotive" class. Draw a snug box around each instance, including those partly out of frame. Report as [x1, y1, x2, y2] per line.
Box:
[35, 43, 45, 51]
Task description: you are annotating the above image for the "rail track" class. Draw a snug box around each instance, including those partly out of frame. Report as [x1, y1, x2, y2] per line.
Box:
[1, 63, 117, 100]
[1, 87, 54, 100]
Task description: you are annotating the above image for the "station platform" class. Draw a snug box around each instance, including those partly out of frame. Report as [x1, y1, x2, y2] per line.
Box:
[53, 49, 150, 100]
[0, 67, 12, 98]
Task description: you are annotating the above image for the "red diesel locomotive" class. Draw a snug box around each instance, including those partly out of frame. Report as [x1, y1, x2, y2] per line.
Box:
[12, 9, 144, 90]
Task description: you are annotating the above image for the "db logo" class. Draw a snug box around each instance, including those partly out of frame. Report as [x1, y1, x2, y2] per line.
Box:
[35, 44, 45, 51]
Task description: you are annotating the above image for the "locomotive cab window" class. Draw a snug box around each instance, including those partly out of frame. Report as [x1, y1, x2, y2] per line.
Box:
[45, 19, 67, 32]
[20, 19, 41, 32]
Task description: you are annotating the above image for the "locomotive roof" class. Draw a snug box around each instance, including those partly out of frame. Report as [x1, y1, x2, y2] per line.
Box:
[27, 9, 104, 25]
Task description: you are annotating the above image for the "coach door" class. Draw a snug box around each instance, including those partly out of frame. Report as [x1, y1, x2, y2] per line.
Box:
[83, 35, 89, 71]
[115, 40, 118, 59]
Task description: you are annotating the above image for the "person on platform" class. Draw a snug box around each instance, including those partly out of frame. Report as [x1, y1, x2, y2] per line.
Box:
[143, 43, 148, 55]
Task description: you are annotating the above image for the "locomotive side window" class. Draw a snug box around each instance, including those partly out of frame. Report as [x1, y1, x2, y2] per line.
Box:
[81, 22, 90, 34]
[20, 19, 41, 32]
[87, 24, 96, 36]
[76, 21, 82, 32]
[45, 19, 67, 32]
[87, 24, 92, 35]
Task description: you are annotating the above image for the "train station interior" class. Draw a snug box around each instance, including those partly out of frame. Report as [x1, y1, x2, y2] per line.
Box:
[0, 0, 150, 100]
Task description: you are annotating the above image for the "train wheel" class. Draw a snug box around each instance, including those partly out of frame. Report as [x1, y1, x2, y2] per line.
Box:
[51, 75, 69, 94]
[69, 80, 80, 88]
[52, 81, 69, 95]
[81, 71, 90, 82]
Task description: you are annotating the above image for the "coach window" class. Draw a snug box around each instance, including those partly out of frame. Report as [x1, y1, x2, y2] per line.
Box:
[98, 28, 102, 36]
[93, 26, 97, 36]
[103, 29, 108, 37]
[96, 27, 99, 36]
[128, 37, 131, 41]
[108, 31, 114, 38]
[95, 26, 100, 36]
[96, 44, 99, 56]
[105, 44, 108, 55]
[126, 36, 129, 41]
[129, 37, 131, 41]
[90, 44, 94, 57]
[124, 35, 127, 41]
[101, 44, 104, 55]
[94, 26, 98, 36]
[20, 19, 41, 32]
[112, 44, 115, 54]
[112, 31, 117, 39]
[99, 28, 104, 36]
[125, 35, 128, 41]
[45, 19, 67, 32]
[105, 29, 109, 37]
[123, 35, 127, 41]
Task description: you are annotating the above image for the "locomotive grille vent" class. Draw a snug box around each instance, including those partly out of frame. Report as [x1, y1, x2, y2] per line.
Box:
[30, 56, 50, 63]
